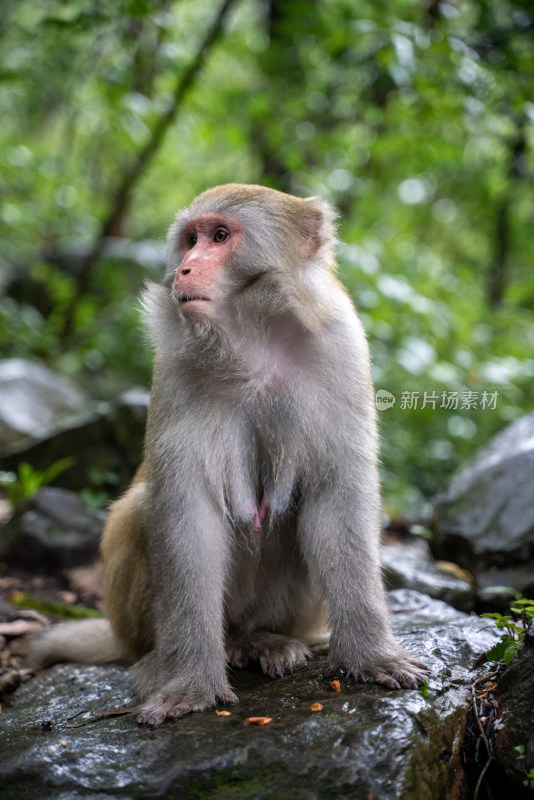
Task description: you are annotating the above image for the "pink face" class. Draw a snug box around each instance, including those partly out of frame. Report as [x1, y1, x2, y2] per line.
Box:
[172, 213, 243, 317]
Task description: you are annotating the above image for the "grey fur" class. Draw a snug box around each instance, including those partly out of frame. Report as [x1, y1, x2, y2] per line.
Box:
[27, 185, 426, 725]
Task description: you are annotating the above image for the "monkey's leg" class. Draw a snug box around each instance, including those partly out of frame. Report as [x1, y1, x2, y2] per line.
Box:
[226, 631, 312, 678]
[25, 477, 150, 670]
[225, 538, 325, 679]
[101, 480, 154, 661]
[298, 484, 428, 689]
[134, 493, 238, 726]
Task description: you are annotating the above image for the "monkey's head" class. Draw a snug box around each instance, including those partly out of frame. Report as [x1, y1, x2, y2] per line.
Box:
[164, 184, 338, 334]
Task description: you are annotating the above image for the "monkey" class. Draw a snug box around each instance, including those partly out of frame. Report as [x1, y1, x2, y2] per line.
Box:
[27, 184, 427, 726]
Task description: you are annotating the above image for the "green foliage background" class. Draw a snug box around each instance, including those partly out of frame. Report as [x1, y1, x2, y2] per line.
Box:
[1, 0, 533, 514]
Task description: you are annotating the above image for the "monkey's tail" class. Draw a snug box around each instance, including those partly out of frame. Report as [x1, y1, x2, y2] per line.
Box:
[25, 618, 129, 670]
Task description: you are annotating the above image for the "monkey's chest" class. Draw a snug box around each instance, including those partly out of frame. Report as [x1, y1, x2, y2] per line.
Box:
[226, 429, 298, 529]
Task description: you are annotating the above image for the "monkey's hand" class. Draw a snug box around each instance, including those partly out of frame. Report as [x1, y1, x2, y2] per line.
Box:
[136, 683, 239, 727]
[323, 653, 429, 690]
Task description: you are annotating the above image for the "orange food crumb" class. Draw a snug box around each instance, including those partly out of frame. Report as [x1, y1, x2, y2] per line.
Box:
[330, 680, 341, 693]
[245, 716, 272, 725]
[60, 740, 67, 747]
[215, 710, 231, 716]
[311, 703, 323, 711]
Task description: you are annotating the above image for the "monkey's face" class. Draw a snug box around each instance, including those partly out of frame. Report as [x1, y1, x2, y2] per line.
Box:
[171, 212, 245, 323]
[165, 184, 338, 340]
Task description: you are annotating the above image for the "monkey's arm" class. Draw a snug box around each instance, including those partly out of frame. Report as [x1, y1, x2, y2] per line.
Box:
[298, 455, 427, 689]
[133, 443, 237, 726]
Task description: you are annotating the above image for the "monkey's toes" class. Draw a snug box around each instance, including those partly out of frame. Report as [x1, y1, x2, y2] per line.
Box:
[255, 636, 312, 679]
[227, 645, 250, 670]
[228, 632, 312, 678]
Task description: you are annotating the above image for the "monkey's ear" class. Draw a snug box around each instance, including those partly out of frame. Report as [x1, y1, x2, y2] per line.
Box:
[301, 197, 338, 259]
[301, 208, 323, 258]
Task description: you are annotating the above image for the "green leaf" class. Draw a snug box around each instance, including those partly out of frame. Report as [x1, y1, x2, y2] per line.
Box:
[39, 457, 76, 485]
[503, 643, 521, 665]
[486, 640, 508, 662]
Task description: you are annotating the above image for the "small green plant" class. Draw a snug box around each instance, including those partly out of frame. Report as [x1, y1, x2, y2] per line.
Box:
[0, 458, 75, 506]
[419, 679, 429, 697]
[10, 591, 102, 620]
[78, 487, 110, 510]
[513, 746, 534, 789]
[483, 598, 534, 665]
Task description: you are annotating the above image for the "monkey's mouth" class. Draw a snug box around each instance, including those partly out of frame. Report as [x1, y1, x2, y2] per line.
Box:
[178, 294, 210, 304]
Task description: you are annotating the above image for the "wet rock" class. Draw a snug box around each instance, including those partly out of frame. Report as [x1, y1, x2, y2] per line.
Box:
[0, 359, 89, 449]
[433, 414, 534, 604]
[0, 591, 500, 800]
[0, 488, 105, 569]
[382, 542, 474, 611]
[494, 622, 534, 794]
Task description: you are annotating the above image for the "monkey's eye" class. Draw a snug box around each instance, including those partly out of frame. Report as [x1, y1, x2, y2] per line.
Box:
[187, 234, 197, 249]
[213, 228, 229, 244]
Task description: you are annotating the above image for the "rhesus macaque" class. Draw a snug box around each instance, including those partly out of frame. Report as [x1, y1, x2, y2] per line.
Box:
[28, 184, 427, 726]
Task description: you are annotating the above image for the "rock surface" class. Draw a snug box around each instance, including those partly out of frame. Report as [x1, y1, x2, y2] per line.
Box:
[433, 414, 534, 604]
[382, 542, 474, 611]
[0, 488, 105, 569]
[0, 359, 89, 448]
[0, 591, 500, 800]
[1, 388, 148, 495]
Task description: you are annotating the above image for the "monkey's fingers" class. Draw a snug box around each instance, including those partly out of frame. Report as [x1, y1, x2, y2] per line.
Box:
[384, 656, 430, 689]
[387, 661, 429, 689]
[137, 687, 239, 727]
[219, 687, 239, 705]
[323, 658, 429, 690]
[136, 696, 181, 727]
[406, 657, 430, 672]
[322, 661, 346, 679]
[369, 671, 402, 690]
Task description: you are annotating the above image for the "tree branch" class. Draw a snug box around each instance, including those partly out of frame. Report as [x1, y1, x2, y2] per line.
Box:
[62, 0, 239, 334]
[487, 121, 526, 308]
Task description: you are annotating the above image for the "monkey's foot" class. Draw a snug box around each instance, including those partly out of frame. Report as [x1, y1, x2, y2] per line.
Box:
[323, 656, 429, 690]
[136, 685, 238, 727]
[227, 632, 312, 679]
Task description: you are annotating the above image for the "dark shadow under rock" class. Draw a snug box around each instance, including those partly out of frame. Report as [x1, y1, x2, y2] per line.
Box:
[0, 488, 106, 570]
[0, 591, 501, 800]
[494, 622, 534, 794]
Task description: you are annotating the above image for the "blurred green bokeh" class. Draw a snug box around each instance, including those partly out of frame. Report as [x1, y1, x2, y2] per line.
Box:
[1, 0, 533, 514]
